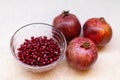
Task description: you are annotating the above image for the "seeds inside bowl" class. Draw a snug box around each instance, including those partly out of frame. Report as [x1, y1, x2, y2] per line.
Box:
[17, 36, 61, 66]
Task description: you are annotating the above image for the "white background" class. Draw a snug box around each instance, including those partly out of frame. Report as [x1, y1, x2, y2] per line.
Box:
[0, 0, 120, 80]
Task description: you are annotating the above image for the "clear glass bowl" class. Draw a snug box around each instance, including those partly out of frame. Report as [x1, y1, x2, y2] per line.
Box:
[10, 23, 67, 73]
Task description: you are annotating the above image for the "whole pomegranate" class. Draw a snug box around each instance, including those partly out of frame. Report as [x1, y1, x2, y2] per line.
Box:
[53, 11, 81, 42]
[66, 37, 98, 70]
[83, 17, 112, 47]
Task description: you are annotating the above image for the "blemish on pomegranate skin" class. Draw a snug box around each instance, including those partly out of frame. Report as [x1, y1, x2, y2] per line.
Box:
[17, 36, 61, 66]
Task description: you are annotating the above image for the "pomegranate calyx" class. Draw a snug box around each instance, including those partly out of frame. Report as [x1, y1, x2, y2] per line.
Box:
[100, 17, 105, 22]
[63, 10, 69, 17]
[80, 42, 91, 49]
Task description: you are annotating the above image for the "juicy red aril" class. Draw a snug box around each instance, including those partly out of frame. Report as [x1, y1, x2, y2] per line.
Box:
[17, 36, 61, 66]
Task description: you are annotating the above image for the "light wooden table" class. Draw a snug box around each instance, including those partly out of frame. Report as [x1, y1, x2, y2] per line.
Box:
[0, 0, 120, 80]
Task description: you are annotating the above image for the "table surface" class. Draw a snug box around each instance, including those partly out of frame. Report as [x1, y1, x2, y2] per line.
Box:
[0, 0, 120, 80]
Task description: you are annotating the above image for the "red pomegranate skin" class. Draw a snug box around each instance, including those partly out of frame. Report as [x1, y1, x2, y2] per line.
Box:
[53, 11, 81, 41]
[83, 17, 112, 47]
[66, 37, 98, 70]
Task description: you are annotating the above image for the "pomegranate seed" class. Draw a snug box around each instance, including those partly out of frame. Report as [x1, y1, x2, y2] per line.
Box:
[50, 58, 53, 63]
[17, 36, 61, 66]
[38, 63, 42, 66]
[42, 62, 46, 65]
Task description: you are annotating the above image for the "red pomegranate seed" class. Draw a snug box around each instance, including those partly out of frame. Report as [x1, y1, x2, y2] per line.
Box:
[17, 36, 61, 66]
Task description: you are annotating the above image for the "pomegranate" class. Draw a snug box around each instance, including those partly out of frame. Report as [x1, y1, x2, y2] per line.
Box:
[53, 11, 81, 42]
[66, 37, 98, 70]
[83, 17, 112, 47]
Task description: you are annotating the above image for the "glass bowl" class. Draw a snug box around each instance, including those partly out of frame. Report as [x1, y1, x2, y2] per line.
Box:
[10, 23, 67, 73]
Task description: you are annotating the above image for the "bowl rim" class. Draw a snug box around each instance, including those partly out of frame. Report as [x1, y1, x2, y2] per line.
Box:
[10, 23, 67, 69]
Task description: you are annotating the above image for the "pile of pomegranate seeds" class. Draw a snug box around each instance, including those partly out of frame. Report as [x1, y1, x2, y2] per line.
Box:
[17, 36, 61, 66]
